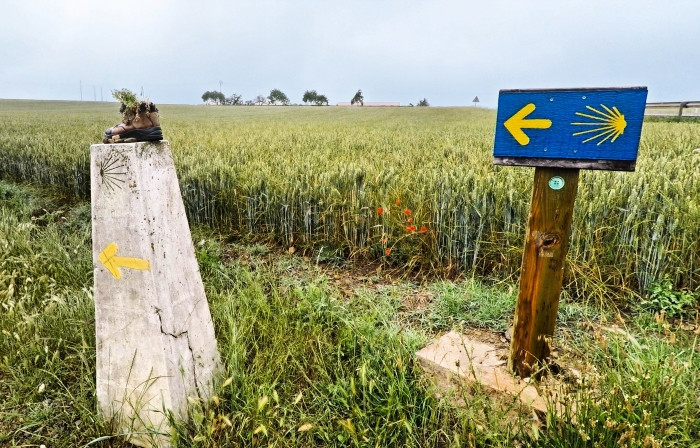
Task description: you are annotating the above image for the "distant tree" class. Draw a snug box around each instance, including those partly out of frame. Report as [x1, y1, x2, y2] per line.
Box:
[315, 94, 329, 106]
[417, 98, 430, 107]
[254, 95, 267, 106]
[202, 90, 225, 105]
[303, 90, 318, 104]
[245, 100, 254, 106]
[351, 89, 364, 106]
[224, 93, 243, 105]
[303, 90, 329, 106]
[268, 88, 290, 105]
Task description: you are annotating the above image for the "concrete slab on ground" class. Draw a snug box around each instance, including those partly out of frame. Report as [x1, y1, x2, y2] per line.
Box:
[416, 331, 547, 413]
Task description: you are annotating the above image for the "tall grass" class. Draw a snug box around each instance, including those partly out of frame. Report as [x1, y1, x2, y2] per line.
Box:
[2, 180, 698, 447]
[0, 181, 532, 447]
[1, 100, 698, 304]
[0, 182, 99, 445]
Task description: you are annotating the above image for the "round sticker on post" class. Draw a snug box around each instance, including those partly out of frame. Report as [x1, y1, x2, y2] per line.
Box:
[548, 176, 565, 190]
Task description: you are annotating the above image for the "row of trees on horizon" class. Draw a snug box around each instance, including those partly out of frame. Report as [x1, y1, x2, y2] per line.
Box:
[201, 89, 430, 107]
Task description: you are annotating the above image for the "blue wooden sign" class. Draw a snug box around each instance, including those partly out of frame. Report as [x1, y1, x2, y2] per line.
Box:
[493, 87, 648, 171]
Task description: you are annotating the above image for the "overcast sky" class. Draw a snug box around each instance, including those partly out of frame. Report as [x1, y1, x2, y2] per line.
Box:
[1, 1, 698, 107]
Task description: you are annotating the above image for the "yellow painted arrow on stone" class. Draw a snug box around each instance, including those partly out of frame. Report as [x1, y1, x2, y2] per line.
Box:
[504, 103, 552, 146]
[98, 242, 150, 280]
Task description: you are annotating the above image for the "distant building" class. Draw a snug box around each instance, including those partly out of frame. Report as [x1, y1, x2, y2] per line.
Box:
[336, 102, 400, 107]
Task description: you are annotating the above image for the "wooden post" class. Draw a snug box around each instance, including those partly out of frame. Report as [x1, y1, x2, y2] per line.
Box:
[508, 167, 579, 378]
[493, 87, 647, 378]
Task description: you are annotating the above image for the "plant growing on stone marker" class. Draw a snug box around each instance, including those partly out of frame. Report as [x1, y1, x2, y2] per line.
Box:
[104, 88, 163, 143]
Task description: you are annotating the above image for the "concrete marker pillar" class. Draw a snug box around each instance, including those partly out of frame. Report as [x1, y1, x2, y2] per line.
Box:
[90, 141, 220, 447]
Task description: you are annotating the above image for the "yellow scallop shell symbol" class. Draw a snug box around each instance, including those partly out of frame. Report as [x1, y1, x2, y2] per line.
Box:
[572, 104, 627, 145]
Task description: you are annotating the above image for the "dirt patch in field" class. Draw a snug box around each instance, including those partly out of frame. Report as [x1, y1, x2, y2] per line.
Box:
[398, 289, 435, 313]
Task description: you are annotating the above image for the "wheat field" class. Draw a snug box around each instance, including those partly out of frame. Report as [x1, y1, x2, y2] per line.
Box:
[1, 99, 698, 303]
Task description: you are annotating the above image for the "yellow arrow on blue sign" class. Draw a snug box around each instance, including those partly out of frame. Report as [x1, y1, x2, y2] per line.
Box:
[503, 103, 552, 146]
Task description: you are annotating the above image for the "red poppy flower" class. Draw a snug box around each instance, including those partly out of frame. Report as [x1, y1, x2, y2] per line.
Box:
[404, 209, 411, 216]
[420, 226, 427, 233]
[395, 199, 402, 206]
[377, 207, 383, 215]
[407, 217, 413, 223]
[381, 236, 387, 245]
[385, 248, 392, 255]
[406, 225, 416, 232]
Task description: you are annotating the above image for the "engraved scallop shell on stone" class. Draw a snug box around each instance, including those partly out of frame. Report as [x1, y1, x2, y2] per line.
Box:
[98, 153, 127, 191]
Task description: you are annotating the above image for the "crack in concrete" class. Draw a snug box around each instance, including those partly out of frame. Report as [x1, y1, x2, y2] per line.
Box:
[155, 308, 187, 337]
[155, 309, 203, 400]
[186, 332, 203, 400]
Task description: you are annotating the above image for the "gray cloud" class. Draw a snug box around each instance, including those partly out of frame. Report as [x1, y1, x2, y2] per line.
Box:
[2, 0, 699, 107]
